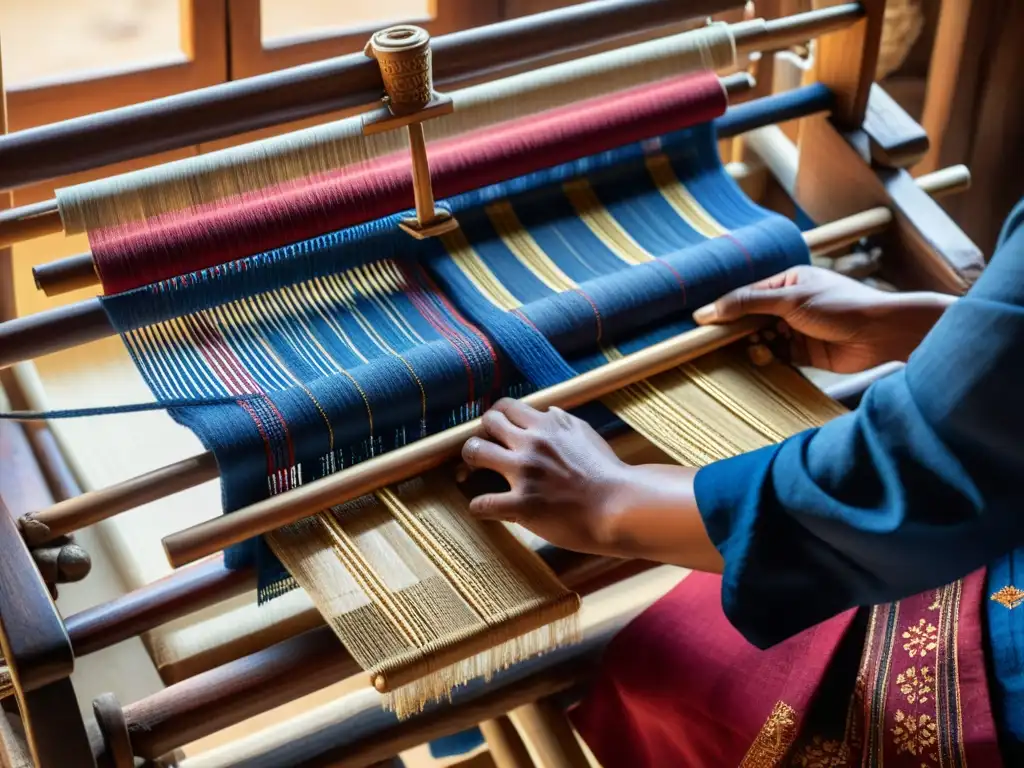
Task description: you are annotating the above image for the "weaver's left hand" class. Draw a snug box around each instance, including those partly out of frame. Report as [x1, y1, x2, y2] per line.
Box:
[457, 398, 632, 556]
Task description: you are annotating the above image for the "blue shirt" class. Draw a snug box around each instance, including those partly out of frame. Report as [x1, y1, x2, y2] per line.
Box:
[694, 199, 1024, 754]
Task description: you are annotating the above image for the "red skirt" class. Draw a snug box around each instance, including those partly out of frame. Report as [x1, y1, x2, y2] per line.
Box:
[571, 569, 1003, 767]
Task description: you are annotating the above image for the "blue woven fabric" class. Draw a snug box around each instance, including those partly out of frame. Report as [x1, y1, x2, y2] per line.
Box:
[100, 119, 810, 597]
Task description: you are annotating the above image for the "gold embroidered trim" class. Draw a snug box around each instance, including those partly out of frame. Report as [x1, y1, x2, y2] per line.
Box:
[739, 700, 799, 768]
[891, 710, 938, 759]
[990, 585, 1024, 610]
[901, 618, 938, 658]
[895, 665, 934, 705]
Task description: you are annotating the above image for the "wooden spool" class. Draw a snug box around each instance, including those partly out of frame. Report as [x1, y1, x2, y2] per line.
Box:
[363, 25, 459, 240]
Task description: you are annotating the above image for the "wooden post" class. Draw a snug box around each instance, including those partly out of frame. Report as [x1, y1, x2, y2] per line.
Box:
[790, 0, 983, 293]
[810, 0, 886, 128]
[510, 700, 591, 768]
[916, 0, 973, 175]
[363, 25, 459, 240]
[481, 716, 535, 768]
[0, 36, 15, 328]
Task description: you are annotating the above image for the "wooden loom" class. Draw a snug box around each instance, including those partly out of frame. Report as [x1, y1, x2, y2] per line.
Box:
[0, 1, 985, 766]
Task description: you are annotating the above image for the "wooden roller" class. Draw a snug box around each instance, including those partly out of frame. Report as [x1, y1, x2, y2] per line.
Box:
[0, 3, 863, 255]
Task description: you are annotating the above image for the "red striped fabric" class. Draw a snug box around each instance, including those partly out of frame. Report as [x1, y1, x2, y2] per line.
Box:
[90, 70, 727, 294]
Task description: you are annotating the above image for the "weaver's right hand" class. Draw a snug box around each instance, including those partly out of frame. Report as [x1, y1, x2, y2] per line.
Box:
[692, 265, 956, 373]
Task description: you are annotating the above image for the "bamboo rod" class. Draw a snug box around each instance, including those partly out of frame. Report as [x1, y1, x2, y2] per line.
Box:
[0, 89, 833, 372]
[27, 72, 758, 297]
[0, 2, 861, 255]
[15, 167, 967, 552]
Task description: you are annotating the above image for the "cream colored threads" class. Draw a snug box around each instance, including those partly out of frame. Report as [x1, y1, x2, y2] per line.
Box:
[55, 23, 737, 233]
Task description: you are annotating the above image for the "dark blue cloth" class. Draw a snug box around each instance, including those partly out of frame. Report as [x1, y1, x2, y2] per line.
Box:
[694, 198, 1024, 755]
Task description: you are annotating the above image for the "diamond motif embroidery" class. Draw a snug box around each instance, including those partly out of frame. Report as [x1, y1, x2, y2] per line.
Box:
[990, 585, 1024, 610]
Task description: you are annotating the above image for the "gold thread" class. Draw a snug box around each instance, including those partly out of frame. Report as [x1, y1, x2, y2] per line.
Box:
[738, 700, 799, 768]
[990, 585, 1024, 609]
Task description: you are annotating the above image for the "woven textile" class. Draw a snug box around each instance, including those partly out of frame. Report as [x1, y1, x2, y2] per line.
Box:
[95, 78, 840, 709]
[55, 22, 736, 237]
[83, 71, 727, 294]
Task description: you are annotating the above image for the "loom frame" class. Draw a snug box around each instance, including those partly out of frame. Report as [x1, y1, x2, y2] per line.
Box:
[0, 1, 988, 766]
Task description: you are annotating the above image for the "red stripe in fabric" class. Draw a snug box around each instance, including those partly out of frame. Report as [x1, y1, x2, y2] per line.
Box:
[399, 271, 479, 405]
[185, 316, 277, 479]
[407, 263, 502, 400]
[571, 287, 604, 343]
[191, 313, 297, 474]
[93, 71, 727, 294]
[653, 257, 688, 304]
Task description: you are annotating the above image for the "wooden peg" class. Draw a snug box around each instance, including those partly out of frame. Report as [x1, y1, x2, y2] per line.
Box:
[93, 692, 135, 768]
[363, 25, 459, 240]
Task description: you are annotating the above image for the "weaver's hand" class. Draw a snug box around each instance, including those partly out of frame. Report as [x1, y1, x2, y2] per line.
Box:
[458, 399, 630, 554]
[458, 399, 724, 572]
[693, 265, 956, 373]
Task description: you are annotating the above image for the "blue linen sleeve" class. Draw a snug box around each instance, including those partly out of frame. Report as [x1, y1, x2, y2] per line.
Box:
[694, 199, 1024, 649]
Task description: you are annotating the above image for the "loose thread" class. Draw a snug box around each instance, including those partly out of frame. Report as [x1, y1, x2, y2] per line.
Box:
[0, 394, 262, 420]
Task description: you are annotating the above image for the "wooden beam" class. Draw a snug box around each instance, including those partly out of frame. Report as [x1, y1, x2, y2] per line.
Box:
[810, 0, 886, 128]
[863, 83, 929, 168]
[795, 115, 982, 293]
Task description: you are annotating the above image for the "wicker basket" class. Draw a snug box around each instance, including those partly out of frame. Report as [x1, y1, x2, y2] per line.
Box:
[877, 0, 925, 79]
[777, 0, 925, 79]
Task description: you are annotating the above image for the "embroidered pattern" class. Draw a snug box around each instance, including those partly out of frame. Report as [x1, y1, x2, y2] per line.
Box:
[891, 710, 938, 760]
[789, 736, 851, 768]
[901, 619, 938, 658]
[990, 584, 1024, 610]
[895, 666, 934, 705]
[739, 701, 799, 768]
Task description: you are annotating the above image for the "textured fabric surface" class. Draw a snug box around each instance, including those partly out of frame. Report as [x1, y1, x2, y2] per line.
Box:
[572, 570, 1002, 767]
[87, 72, 727, 294]
[100, 118, 813, 593]
[572, 571, 858, 767]
[95, 82, 825, 707]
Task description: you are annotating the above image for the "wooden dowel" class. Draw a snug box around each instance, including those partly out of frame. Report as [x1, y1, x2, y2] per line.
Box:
[124, 623, 362, 759]
[308, 669, 588, 768]
[29, 72, 758, 297]
[732, 1, 862, 54]
[14, 168, 966, 553]
[31, 252, 96, 296]
[510, 700, 591, 768]
[0, 199, 61, 248]
[166, 663, 588, 768]
[481, 716, 535, 768]
[0, 0, 740, 192]
[63, 555, 252, 657]
[0, 296, 109, 370]
[19, 451, 220, 546]
[111, 554, 640, 761]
